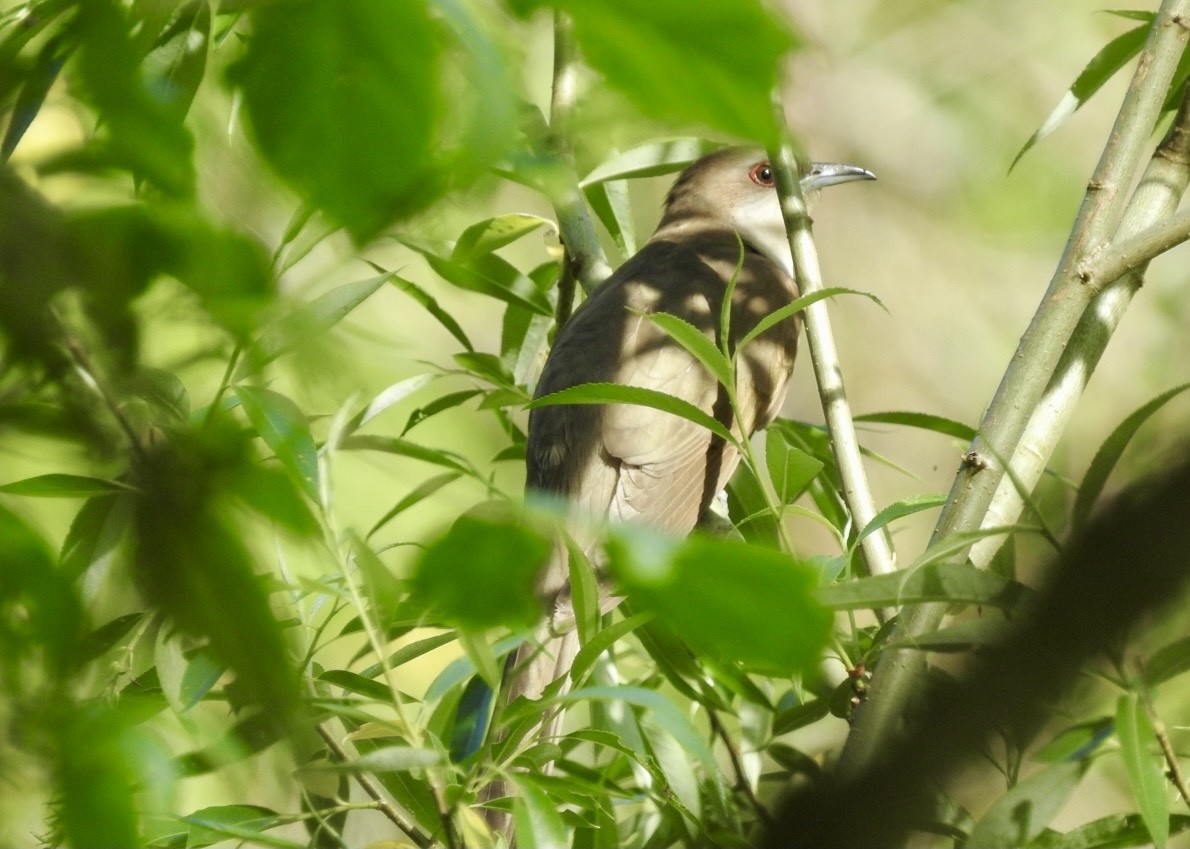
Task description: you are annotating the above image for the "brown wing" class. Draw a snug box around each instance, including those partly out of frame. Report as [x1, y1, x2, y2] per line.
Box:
[528, 233, 797, 541]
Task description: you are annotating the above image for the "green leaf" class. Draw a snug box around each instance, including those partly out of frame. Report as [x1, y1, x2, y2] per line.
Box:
[738, 287, 883, 351]
[1012, 21, 1151, 169]
[1, 32, 70, 160]
[1031, 813, 1190, 848]
[410, 511, 551, 630]
[234, 386, 319, 501]
[512, 0, 795, 144]
[389, 272, 475, 352]
[183, 805, 281, 849]
[584, 179, 636, 258]
[228, 0, 441, 240]
[416, 246, 553, 315]
[855, 493, 946, 544]
[853, 410, 977, 441]
[580, 137, 719, 186]
[339, 434, 480, 478]
[1116, 693, 1169, 847]
[0, 473, 132, 498]
[1073, 383, 1190, 531]
[772, 697, 829, 736]
[358, 631, 458, 680]
[528, 382, 735, 444]
[322, 745, 442, 772]
[642, 310, 733, 389]
[75, 0, 194, 195]
[967, 760, 1088, 848]
[240, 272, 393, 376]
[608, 532, 832, 675]
[367, 473, 462, 539]
[348, 531, 403, 630]
[1144, 634, 1190, 686]
[816, 562, 1030, 611]
[1032, 718, 1113, 763]
[570, 611, 655, 684]
[511, 774, 568, 849]
[557, 685, 716, 770]
[452, 213, 554, 261]
[765, 429, 824, 504]
[885, 617, 1013, 652]
[57, 706, 145, 849]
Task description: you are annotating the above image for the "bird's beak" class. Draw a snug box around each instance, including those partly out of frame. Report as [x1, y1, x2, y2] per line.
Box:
[802, 162, 876, 191]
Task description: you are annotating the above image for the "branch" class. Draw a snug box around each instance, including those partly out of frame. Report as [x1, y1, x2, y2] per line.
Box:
[768, 95, 897, 580]
[840, 1, 1190, 780]
[544, 11, 611, 295]
[970, 78, 1190, 568]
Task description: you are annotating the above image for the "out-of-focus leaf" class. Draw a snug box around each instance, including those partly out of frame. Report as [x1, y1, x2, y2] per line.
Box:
[239, 272, 393, 377]
[817, 562, 1030, 611]
[346, 373, 436, 435]
[234, 386, 319, 501]
[60, 494, 131, 583]
[853, 410, 977, 441]
[1012, 20, 1151, 168]
[229, 464, 319, 536]
[74, 0, 194, 194]
[580, 138, 719, 186]
[528, 382, 735, 443]
[1116, 693, 1169, 847]
[0, 473, 132, 497]
[0, 503, 82, 673]
[78, 612, 145, 664]
[339, 434, 480, 479]
[726, 465, 783, 546]
[1033, 718, 1114, 765]
[2, 32, 71, 160]
[966, 760, 1087, 848]
[1145, 633, 1190, 686]
[141, 1, 209, 124]
[765, 428, 824, 504]
[57, 705, 146, 849]
[318, 669, 389, 701]
[512, 774, 568, 849]
[1072, 383, 1190, 531]
[358, 631, 457, 680]
[608, 532, 831, 675]
[410, 510, 551, 630]
[227, 0, 441, 240]
[509, 0, 794, 144]
[772, 697, 829, 736]
[133, 436, 299, 730]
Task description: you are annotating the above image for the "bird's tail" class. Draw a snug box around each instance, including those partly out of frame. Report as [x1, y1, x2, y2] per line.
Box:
[479, 621, 581, 841]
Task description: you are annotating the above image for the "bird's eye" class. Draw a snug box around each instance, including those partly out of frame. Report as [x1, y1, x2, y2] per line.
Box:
[748, 162, 774, 187]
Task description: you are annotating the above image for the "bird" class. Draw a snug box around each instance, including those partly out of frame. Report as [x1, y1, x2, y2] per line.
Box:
[482, 146, 873, 833]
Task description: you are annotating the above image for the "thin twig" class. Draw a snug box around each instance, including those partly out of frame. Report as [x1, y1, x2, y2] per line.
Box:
[708, 707, 775, 829]
[1141, 693, 1190, 811]
[767, 95, 897, 581]
[316, 723, 434, 848]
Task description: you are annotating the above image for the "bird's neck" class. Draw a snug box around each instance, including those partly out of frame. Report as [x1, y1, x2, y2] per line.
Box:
[651, 214, 795, 279]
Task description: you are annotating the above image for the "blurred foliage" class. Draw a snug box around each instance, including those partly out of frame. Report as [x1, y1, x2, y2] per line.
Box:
[0, 0, 1188, 848]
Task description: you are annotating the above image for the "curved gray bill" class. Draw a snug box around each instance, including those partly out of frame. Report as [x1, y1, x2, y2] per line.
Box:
[802, 162, 877, 191]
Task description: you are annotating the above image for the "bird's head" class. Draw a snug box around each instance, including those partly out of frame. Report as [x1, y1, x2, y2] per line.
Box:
[661, 146, 874, 274]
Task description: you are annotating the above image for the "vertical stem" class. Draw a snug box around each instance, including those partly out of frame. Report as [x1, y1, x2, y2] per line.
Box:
[545, 11, 611, 295]
[768, 97, 897, 580]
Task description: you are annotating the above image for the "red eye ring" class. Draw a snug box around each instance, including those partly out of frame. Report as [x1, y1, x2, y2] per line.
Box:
[748, 162, 774, 187]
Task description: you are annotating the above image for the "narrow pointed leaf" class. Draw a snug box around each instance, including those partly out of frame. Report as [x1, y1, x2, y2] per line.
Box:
[528, 383, 735, 443]
[1116, 693, 1169, 847]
